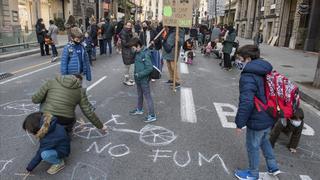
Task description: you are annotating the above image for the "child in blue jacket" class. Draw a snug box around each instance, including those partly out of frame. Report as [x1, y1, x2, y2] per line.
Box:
[60, 27, 92, 81]
[23, 112, 70, 175]
[128, 37, 156, 122]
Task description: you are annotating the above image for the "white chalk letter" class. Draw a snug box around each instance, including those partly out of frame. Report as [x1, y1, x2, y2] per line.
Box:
[173, 151, 191, 168]
[213, 103, 237, 128]
[149, 149, 172, 163]
[198, 153, 230, 174]
[86, 142, 112, 154]
[108, 144, 130, 157]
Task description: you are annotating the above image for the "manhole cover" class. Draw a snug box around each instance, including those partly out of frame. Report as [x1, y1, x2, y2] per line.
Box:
[0, 72, 13, 80]
[280, 65, 294, 68]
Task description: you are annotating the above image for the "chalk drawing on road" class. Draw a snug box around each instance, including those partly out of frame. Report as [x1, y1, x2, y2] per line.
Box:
[71, 162, 107, 180]
[86, 142, 130, 158]
[0, 158, 14, 173]
[213, 102, 315, 136]
[274, 141, 320, 163]
[0, 100, 38, 117]
[139, 125, 177, 146]
[300, 175, 312, 180]
[149, 149, 230, 173]
[73, 114, 122, 139]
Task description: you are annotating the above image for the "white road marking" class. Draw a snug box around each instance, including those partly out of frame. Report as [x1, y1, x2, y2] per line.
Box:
[0, 63, 60, 85]
[180, 63, 189, 74]
[181, 87, 197, 123]
[87, 76, 107, 92]
[300, 175, 312, 180]
[213, 103, 237, 128]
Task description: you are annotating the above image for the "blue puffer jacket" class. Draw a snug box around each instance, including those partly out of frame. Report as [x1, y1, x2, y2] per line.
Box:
[60, 42, 92, 81]
[235, 59, 275, 130]
[26, 116, 70, 171]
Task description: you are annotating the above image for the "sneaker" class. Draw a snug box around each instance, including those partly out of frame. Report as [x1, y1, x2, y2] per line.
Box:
[268, 169, 281, 176]
[145, 115, 157, 123]
[129, 109, 144, 115]
[166, 80, 173, 84]
[234, 169, 258, 180]
[123, 81, 135, 86]
[47, 159, 65, 175]
[170, 82, 181, 88]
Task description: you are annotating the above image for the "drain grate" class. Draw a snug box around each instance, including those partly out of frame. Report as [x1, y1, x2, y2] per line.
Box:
[0, 72, 14, 80]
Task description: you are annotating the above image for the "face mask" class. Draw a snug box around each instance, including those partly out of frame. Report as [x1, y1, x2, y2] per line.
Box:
[290, 120, 302, 127]
[235, 59, 247, 70]
[85, 34, 89, 38]
[143, 27, 147, 31]
[127, 28, 132, 32]
[74, 41, 81, 45]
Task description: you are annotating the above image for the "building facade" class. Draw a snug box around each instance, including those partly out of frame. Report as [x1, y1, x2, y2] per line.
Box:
[235, 0, 319, 52]
[141, 0, 163, 21]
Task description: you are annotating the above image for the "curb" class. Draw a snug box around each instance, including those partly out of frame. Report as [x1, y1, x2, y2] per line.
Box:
[299, 85, 320, 110]
[0, 45, 65, 62]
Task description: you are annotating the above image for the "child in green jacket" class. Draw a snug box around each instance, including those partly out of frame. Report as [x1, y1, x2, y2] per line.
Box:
[128, 37, 156, 122]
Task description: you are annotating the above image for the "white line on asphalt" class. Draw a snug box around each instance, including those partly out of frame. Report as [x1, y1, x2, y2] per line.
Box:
[87, 76, 107, 92]
[0, 63, 60, 85]
[300, 175, 312, 180]
[181, 87, 197, 123]
[301, 101, 320, 117]
[180, 63, 189, 74]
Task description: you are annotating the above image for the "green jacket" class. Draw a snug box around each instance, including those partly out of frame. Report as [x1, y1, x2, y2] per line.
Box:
[32, 75, 103, 129]
[222, 31, 236, 54]
[134, 48, 153, 84]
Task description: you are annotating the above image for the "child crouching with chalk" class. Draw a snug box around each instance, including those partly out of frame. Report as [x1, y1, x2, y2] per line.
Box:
[23, 112, 70, 175]
[269, 108, 304, 153]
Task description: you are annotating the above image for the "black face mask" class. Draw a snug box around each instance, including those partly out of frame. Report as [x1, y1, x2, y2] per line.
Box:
[127, 28, 132, 32]
[143, 27, 147, 31]
[74, 41, 81, 45]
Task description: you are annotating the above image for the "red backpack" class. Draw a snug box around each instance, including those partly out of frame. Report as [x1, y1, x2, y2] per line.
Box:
[254, 71, 300, 119]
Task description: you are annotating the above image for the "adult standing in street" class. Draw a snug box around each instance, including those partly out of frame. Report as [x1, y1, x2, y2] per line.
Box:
[253, 30, 263, 47]
[120, 22, 135, 86]
[65, 15, 77, 42]
[234, 45, 280, 180]
[103, 18, 114, 56]
[36, 18, 50, 56]
[48, 20, 59, 61]
[88, 16, 98, 61]
[162, 27, 185, 88]
[97, 18, 106, 55]
[210, 24, 221, 49]
[222, 25, 236, 71]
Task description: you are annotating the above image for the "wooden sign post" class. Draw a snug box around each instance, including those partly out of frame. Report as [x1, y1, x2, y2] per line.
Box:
[162, 0, 193, 92]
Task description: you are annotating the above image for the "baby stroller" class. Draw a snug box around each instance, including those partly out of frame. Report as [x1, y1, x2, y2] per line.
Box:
[183, 38, 195, 65]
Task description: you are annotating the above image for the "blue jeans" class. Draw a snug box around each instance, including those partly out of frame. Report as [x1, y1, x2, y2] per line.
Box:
[99, 39, 105, 54]
[246, 127, 279, 178]
[51, 44, 58, 57]
[136, 82, 154, 115]
[92, 46, 97, 59]
[104, 39, 112, 54]
[41, 150, 61, 165]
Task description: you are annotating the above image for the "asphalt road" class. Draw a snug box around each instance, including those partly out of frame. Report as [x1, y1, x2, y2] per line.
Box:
[0, 49, 319, 180]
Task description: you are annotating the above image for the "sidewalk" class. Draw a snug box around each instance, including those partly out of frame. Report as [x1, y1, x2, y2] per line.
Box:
[0, 35, 68, 62]
[237, 37, 320, 110]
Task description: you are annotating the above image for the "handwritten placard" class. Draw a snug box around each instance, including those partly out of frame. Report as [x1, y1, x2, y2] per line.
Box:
[163, 0, 193, 27]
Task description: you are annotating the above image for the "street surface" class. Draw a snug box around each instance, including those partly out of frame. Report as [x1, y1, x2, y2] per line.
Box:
[0, 46, 319, 180]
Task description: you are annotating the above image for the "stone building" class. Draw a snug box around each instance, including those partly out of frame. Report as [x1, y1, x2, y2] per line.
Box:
[235, 0, 319, 52]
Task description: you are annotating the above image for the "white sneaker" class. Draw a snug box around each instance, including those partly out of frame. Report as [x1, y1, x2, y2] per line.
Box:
[268, 170, 281, 176]
[123, 81, 134, 86]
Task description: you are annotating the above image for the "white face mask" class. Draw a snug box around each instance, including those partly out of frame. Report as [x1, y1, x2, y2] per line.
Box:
[235, 59, 247, 71]
[290, 120, 302, 127]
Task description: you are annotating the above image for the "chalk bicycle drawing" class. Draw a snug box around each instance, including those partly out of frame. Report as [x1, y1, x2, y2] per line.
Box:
[73, 114, 177, 146]
[0, 100, 38, 117]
